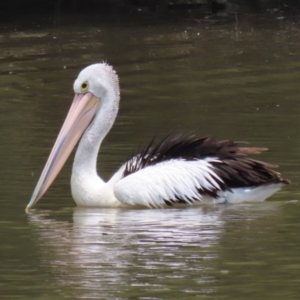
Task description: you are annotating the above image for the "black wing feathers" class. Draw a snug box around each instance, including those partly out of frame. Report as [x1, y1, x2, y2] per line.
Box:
[124, 134, 290, 189]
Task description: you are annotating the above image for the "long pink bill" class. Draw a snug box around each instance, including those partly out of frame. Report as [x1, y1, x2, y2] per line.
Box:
[26, 92, 100, 210]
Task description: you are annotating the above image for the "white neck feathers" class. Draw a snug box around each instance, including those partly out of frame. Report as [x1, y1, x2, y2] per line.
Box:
[72, 63, 120, 182]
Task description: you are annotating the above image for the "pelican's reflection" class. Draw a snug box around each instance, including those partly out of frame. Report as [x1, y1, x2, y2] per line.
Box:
[27, 204, 280, 298]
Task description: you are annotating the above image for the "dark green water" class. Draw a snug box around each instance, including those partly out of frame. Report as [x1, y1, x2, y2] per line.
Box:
[1, 11, 300, 299]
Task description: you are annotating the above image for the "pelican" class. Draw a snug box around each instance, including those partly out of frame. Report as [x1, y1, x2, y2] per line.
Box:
[27, 63, 289, 209]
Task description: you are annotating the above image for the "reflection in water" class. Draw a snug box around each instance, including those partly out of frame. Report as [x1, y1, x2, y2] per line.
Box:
[27, 204, 280, 299]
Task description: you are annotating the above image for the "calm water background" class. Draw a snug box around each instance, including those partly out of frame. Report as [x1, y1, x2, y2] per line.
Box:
[1, 9, 300, 299]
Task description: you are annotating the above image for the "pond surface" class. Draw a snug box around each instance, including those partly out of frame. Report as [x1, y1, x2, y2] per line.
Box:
[1, 10, 300, 299]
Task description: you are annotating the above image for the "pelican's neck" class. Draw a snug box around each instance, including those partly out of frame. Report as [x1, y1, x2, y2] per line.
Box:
[72, 96, 119, 183]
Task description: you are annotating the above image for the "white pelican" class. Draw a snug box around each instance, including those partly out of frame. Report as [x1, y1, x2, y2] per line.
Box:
[26, 63, 289, 209]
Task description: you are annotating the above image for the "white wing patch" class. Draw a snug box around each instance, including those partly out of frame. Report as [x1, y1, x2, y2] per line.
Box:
[113, 159, 223, 208]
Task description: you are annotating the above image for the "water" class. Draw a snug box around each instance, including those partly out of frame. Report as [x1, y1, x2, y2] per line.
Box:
[1, 10, 300, 299]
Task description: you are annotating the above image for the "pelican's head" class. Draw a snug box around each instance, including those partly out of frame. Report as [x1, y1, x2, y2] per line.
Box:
[73, 63, 119, 101]
[26, 63, 118, 210]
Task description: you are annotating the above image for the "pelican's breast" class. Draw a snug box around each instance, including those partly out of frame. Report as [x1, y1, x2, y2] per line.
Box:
[71, 170, 125, 207]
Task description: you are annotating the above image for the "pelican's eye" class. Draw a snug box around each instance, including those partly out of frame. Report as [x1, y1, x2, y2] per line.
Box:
[80, 81, 89, 92]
